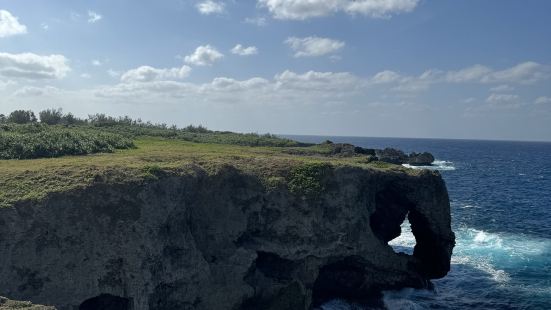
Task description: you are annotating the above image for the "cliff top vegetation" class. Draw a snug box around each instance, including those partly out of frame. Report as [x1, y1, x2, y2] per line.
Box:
[0, 109, 416, 208]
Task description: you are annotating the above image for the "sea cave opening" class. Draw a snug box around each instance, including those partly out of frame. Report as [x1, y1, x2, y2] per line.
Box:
[79, 293, 132, 310]
[370, 188, 417, 255]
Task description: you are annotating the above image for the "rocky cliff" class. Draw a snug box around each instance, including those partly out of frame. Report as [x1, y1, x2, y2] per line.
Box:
[0, 164, 454, 310]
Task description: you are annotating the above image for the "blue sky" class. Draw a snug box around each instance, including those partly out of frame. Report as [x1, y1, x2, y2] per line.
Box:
[1, 0, 551, 141]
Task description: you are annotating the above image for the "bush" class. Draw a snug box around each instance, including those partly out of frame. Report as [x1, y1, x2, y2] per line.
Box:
[7, 110, 37, 124]
[288, 162, 331, 198]
[39, 108, 64, 125]
[0, 124, 134, 159]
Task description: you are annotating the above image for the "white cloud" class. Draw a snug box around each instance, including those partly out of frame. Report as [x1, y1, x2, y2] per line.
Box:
[274, 70, 360, 91]
[490, 84, 513, 92]
[87, 10, 102, 23]
[120, 65, 191, 83]
[445, 62, 549, 84]
[244, 16, 268, 26]
[0, 52, 71, 79]
[196, 1, 225, 15]
[372, 70, 402, 83]
[486, 93, 519, 104]
[184, 45, 224, 66]
[446, 65, 492, 83]
[368, 61, 551, 93]
[12, 86, 61, 97]
[482, 61, 548, 84]
[231, 44, 258, 56]
[285, 36, 345, 57]
[41, 23, 49, 31]
[535, 96, 551, 105]
[107, 69, 120, 78]
[93, 69, 363, 105]
[92, 60, 102, 66]
[258, 0, 420, 20]
[80, 73, 91, 79]
[0, 10, 27, 38]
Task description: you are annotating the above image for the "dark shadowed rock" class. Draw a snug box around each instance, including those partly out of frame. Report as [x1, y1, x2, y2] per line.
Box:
[407, 152, 435, 166]
[0, 166, 454, 310]
[375, 148, 408, 164]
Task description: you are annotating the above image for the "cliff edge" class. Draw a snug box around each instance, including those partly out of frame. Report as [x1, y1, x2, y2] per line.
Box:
[0, 155, 454, 309]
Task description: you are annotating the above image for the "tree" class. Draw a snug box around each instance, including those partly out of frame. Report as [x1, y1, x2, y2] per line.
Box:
[0, 114, 6, 124]
[39, 108, 63, 125]
[7, 110, 37, 124]
[61, 112, 80, 125]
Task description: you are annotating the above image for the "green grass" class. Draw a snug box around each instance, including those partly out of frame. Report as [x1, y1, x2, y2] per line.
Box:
[0, 137, 414, 208]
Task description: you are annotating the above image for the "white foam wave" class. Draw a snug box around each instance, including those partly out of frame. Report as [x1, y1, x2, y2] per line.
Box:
[402, 160, 456, 171]
[390, 221, 550, 285]
[451, 255, 511, 283]
[388, 219, 416, 250]
[452, 228, 550, 283]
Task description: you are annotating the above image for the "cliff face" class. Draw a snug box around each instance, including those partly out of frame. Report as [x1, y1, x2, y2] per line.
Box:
[0, 165, 454, 310]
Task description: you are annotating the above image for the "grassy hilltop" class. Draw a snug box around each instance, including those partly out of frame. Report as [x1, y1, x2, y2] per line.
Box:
[0, 109, 409, 208]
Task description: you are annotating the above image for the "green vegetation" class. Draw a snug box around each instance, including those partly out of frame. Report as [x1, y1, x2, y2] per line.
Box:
[288, 162, 332, 198]
[0, 109, 414, 208]
[0, 296, 54, 310]
[0, 109, 302, 160]
[0, 124, 134, 159]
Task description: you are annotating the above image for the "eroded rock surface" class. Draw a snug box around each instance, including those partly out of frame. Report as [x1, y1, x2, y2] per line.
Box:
[0, 165, 454, 310]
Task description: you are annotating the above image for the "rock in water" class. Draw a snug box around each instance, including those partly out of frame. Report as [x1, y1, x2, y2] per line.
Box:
[0, 165, 454, 310]
[407, 152, 435, 166]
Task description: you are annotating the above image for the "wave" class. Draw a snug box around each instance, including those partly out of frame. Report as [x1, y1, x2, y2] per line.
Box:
[402, 160, 456, 171]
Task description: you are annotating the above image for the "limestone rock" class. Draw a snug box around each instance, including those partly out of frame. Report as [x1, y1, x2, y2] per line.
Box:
[0, 165, 454, 310]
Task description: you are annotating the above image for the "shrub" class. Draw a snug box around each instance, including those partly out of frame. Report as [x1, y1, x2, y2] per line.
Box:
[7, 110, 37, 124]
[288, 162, 331, 198]
[39, 108, 64, 125]
[0, 124, 134, 159]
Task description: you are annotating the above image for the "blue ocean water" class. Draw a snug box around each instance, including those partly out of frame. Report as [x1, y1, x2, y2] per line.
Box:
[286, 135, 551, 310]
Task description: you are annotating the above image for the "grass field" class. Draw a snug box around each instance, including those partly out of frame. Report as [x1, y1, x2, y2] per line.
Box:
[0, 137, 409, 208]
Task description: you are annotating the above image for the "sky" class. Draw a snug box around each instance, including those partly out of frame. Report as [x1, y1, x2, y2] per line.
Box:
[1, 0, 551, 141]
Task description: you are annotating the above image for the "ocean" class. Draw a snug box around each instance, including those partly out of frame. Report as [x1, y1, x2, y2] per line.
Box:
[285, 135, 551, 310]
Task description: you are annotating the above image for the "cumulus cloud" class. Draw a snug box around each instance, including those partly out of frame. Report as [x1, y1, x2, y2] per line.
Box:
[285, 36, 345, 57]
[196, 1, 225, 15]
[368, 61, 551, 93]
[120, 65, 191, 83]
[244, 16, 268, 26]
[274, 70, 360, 91]
[93, 69, 362, 104]
[13, 86, 61, 97]
[372, 70, 402, 83]
[483, 62, 549, 84]
[486, 93, 519, 104]
[184, 45, 224, 66]
[87, 10, 102, 23]
[0, 52, 70, 79]
[535, 96, 551, 105]
[258, 0, 420, 20]
[231, 44, 258, 56]
[446, 65, 492, 83]
[490, 84, 513, 92]
[92, 60, 102, 66]
[0, 10, 27, 38]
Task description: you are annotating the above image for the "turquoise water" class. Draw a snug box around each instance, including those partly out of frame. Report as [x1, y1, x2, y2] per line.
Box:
[286, 136, 551, 310]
